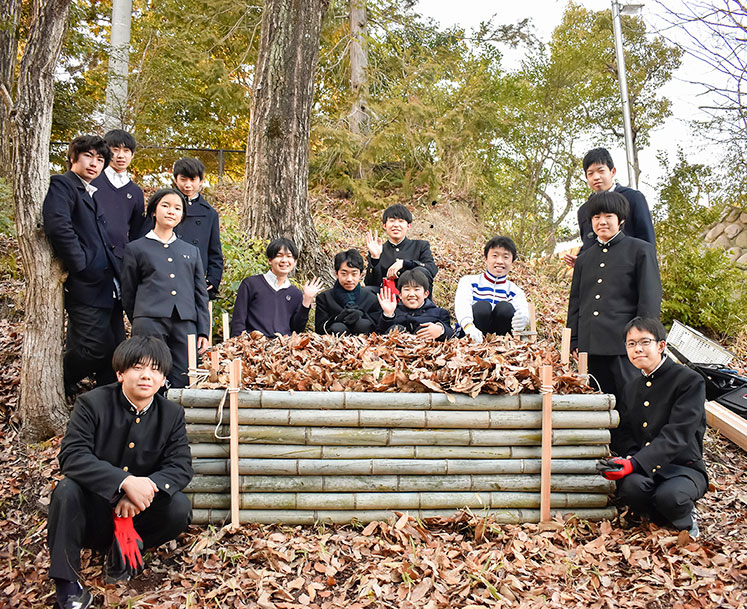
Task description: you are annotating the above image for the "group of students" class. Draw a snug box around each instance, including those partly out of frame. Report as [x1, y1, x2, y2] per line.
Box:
[42, 136, 707, 608]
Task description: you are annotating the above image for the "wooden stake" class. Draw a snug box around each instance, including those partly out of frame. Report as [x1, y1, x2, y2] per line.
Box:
[529, 302, 537, 333]
[705, 400, 747, 451]
[187, 334, 197, 386]
[222, 312, 230, 342]
[561, 328, 571, 364]
[579, 352, 588, 377]
[210, 350, 219, 370]
[208, 301, 213, 347]
[229, 358, 242, 527]
[540, 365, 553, 523]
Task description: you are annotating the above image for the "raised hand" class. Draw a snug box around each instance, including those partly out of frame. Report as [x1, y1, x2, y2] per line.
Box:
[366, 230, 383, 259]
[302, 277, 325, 307]
[377, 285, 397, 317]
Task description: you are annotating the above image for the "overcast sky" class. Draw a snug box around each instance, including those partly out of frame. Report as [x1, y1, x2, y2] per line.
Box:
[414, 0, 719, 199]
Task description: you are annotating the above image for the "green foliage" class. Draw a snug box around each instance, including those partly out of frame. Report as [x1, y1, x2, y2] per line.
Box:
[0, 177, 14, 237]
[210, 203, 268, 342]
[654, 153, 747, 337]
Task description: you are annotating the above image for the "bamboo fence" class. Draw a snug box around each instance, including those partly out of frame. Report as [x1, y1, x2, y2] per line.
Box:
[174, 384, 618, 525]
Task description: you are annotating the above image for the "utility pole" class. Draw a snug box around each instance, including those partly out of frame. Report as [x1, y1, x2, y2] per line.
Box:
[103, 0, 133, 130]
[611, 0, 642, 189]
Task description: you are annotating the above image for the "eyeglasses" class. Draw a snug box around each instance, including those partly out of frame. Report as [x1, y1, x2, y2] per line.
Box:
[625, 338, 658, 349]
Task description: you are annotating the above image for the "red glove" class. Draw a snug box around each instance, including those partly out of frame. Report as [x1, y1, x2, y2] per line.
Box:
[596, 457, 634, 481]
[382, 277, 399, 298]
[112, 513, 144, 575]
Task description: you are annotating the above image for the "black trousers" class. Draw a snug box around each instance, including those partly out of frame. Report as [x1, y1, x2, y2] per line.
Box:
[327, 318, 375, 335]
[64, 298, 125, 390]
[588, 354, 638, 452]
[132, 314, 196, 388]
[472, 301, 514, 336]
[47, 478, 192, 581]
[616, 468, 707, 530]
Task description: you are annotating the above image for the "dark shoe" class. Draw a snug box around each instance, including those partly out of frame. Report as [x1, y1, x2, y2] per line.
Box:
[56, 586, 92, 609]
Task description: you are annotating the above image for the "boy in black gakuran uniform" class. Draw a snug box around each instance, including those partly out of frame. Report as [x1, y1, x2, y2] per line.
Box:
[599, 317, 707, 538]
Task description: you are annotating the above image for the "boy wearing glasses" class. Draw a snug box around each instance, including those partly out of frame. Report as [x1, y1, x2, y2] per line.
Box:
[598, 317, 707, 538]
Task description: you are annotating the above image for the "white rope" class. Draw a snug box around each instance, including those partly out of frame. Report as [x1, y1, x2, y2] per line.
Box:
[213, 387, 231, 439]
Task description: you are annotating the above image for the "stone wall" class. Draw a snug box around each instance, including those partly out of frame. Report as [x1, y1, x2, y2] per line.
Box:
[703, 206, 747, 267]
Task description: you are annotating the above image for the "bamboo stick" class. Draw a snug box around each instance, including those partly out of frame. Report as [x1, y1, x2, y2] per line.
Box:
[190, 506, 618, 525]
[170, 389, 616, 412]
[188, 443, 609, 460]
[184, 473, 614, 494]
[210, 350, 219, 370]
[229, 359, 241, 527]
[187, 334, 197, 386]
[182, 407, 618, 430]
[529, 302, 536, 333]
[191, 457, 605, 476]
[222, 312, 229, 342]
[540, 365, 553, 523]
[185, 424, 611, 446]
[187, 491, 609, 511]
[579, 352, 588, 377]
[208, 301, 213, 347]
[561, 328, 571, 364]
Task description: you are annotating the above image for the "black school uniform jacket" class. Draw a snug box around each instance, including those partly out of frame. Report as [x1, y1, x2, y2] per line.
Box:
[377, 299, 455, 340]
[616, 357, 707, 483]
[58, 383, 193, 503]
[121, 236, 210, 336]
[577, 185, 656, 253]
[176, 194, 223, 294]
[42, 171, 120, 308]
[567, 233, 661, 356]
[365, 238, 438, 290]
[315, 286, 381, 334]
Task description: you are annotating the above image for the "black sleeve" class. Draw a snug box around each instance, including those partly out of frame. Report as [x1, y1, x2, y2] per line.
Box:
[147, 405, 194, 495]
[120, 243, 140, 322]
[204, 211, 224, 293]
[42, 178, 87, 273]
[434, 307, 454, 340]
[402, 241, 438, 280]
[566, 254, 583, 351]
[364, 255, 383, 287]
[193, 251, 210, 337]
[128, 190, 148, 242]
[627, 190, 656, 246]
[230, 278, 251, 337]
[315, 291, 334, 334]
[635, 243, 662, 319]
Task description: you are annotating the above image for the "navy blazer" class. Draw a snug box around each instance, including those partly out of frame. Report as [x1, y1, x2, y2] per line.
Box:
[91, 172, 147, 260]
[121, 236, 210, 337]
[59, 383, 193, 503]
[578, 184, 656, 253]
[567, 233, 661, 356]
[42, 171, 120, 308]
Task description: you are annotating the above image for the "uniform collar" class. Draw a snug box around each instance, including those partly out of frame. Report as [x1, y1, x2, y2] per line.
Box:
[642, 355, 668, 378]
[104, 165, 131, 188]
[597, 231, 623, 246]
[483, 270, 507, 284]
[264, 270, 291, 291]
[74, 172, 98, 198]
[145, 229, 177, 244]
[120, 387, 154, 415]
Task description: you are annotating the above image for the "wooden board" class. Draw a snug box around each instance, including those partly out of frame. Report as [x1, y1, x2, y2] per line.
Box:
[706, 400, 747, 451]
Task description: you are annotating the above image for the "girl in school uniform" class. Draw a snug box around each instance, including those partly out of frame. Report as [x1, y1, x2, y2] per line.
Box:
[121, 188, 209, 388]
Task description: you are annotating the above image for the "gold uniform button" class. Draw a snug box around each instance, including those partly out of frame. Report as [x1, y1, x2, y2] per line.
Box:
[170, 273, 175, 278]
[593, 311, 599, 316]
[128, 442, 135, 448]
[645, 442, 651, 446]
[168, 257, 173, 262]
[600, 263, 605, 267]
[597, 278, 603, 283]
[135, 417, 140, 423]
[123, 466, 129, 472]
[165, 483, 170, 490]
[646, 381, 652, 387]
[657, 465, 662, 470]
[643, 401, 650, 407]
[642, 422, 648, 428]
[603, 248, 608, 253]
[164, 244, 169, 248]
[652, 468, 656, 473]
[171, 290, 177, 296]
[595, 294, 600, 299]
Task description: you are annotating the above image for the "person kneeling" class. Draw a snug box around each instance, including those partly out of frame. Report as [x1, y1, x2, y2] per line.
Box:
[316, 249, 381, 335]
[377, 268, 454, 340]
[47, 336, 194, 609]
[598, 317, 707, 538]
[454, 236, 529, 343]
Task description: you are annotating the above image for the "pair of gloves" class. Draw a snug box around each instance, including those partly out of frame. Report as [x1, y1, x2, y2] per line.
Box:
[334, 308, 364, 326]
[464, 315, 525, 344]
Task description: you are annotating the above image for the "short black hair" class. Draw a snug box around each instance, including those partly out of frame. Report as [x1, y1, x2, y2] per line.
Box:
[112, 335, 173, 375]
[585, 191, 629, 222]
[334, 249, 365, 272]
[583, 147, 615, 173]
[484, 235, 517, 260]
[397, 268, 429, 291]
[266, 237, 298, 260]
[624, 317, 667, 342]
[382, 204, 413, 224]
[146, 188, 186, 223]
[67, 135, 110, 169]
[173, 157, 205, 180]
[103, 129, 137, 152]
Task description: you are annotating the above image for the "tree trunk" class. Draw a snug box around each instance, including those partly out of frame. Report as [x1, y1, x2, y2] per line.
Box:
[103, 0, 133, 130]
[241, 0, 331, 279]
[349, 0, 368, 136]
[0, 0, 20, 180]
[12, 0, 73, 440]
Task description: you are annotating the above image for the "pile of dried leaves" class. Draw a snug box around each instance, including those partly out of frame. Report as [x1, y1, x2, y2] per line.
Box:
[201, 332, 594, 397]
[0, 425, 744, 608]
[0, 320, 22, 424]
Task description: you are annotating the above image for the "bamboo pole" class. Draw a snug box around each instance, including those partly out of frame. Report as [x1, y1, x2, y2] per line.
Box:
[191, 506, 618, 525]
[208, 301, 213, 347]
[191, 457, 606, 476]
[188, 443, 609, 460]
[182, 407, 618, 430]
[222, 312, 230, 342]
[171, 389, 616, 412]
[229, 358, 241, 527]
[540, 365, 553, 523]
[185, 424, 611, 446]
[561, 328, 571, 364]
[184, 473, 614, 494]
[187, 334, 197, 386]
